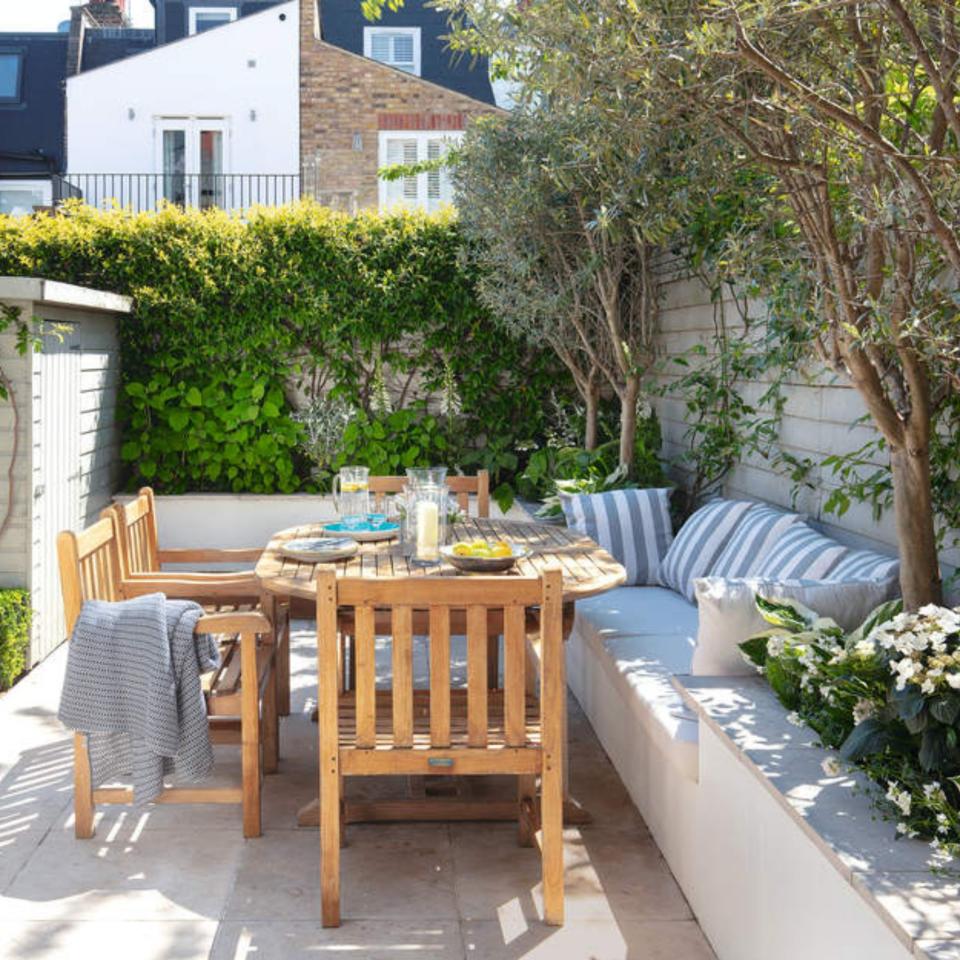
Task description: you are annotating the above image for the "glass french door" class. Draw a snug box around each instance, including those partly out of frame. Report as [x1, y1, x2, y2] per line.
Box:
[157, 119, 228, 209]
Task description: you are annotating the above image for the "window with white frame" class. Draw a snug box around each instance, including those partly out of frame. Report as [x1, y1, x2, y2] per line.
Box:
[188, 6, 238, 35]
[363, 27, 421, 75]
[0, 180, 52, 218]
[378, 131, 461, 213]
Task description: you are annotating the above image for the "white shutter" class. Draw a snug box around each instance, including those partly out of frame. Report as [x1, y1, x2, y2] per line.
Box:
[392, 33, 414, 68]
[383, 138, 420, 207]
[427, 139, 442, 206]
[371, 34, 391, 63]
[402, 139, 419, 201]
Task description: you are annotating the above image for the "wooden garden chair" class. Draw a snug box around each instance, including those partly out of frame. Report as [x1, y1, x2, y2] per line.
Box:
[58, 513, 278, 839]
[368, 469, 491, 517]
[316, 566, 565, 927]
[102, 487, 291, 717]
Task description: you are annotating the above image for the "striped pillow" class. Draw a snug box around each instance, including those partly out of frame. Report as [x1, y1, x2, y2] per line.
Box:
[657, 499, 756, 602]
[830, 547, 900, 584]
[751, 524, 850, 580]
[562, 488, 673, 586]
[709, 503, 804, 580]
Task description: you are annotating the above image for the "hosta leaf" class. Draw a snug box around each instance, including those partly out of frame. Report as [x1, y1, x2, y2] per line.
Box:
[839, 718, 890, 762]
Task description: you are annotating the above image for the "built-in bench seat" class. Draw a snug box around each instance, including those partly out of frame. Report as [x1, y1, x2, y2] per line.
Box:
[564, 497, 902, 958]
[572, 587, 699, 781]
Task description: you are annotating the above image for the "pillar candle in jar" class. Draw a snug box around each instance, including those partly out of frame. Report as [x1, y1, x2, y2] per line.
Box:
[416, 500, 440, 557]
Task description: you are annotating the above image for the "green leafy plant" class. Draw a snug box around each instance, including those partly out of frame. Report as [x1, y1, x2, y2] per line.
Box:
[331, 407, 450, 479]
[0, 589, 31, 691]
[121, 371, 302, 493]
[740, 596, 960, 862]
[520, 413, 665, 519]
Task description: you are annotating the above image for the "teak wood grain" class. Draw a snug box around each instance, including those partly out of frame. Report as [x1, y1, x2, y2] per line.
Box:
[57, 513, 277, 840]
[316, 568, 565, 927]
[255, 518, 625, 604]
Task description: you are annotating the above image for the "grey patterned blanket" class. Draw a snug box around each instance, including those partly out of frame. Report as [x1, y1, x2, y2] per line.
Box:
[58, 593, 220, 804]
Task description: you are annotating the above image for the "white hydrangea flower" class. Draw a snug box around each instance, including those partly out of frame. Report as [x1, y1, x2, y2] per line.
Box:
[785, 711, 803, 727]
[921, 678, 937, 695]
[937, 813, 950, 834]
[766, 636, 785, 658]
[947, 674, 960, 690]
[886, 782, 912, 816]
[853, 639, 876, 658]
[923, 781, 942, 799]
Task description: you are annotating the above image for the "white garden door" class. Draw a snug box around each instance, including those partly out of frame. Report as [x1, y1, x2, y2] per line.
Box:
[156, 118, 230, 209]
[31, 325, 82, 662]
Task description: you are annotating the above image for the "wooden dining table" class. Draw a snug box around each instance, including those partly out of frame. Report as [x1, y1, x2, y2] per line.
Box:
[255, 516, 627, 826]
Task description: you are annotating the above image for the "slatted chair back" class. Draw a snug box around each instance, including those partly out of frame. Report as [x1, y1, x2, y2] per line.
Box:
[57, 515, 124, 637]
[367, 470, 490, 517]
[103, 487, 160, 579]
[316, 566, 565, 927]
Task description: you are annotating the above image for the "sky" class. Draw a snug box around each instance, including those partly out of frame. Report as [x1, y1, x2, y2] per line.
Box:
[0, 0, 155, 32]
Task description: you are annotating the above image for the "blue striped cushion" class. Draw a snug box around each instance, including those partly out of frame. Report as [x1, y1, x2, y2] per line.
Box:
[562, 488, 673, 586]
[830, 547, 899, 583]
[709, 503, 804, 580]
[657, 499, 755, 602]
[752, 524, 850, 580]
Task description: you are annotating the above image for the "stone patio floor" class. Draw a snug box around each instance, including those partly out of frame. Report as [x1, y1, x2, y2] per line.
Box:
[0, 622, 716, 960]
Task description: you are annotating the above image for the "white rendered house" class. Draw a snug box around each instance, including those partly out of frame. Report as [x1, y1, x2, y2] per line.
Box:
[65, 1, 299, 213]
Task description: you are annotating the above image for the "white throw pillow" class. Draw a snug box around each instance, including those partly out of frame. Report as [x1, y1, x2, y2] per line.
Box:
[690, 576, 897, 677]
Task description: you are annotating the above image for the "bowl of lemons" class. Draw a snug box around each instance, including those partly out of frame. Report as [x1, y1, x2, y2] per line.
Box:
[440, 538, 531, 573]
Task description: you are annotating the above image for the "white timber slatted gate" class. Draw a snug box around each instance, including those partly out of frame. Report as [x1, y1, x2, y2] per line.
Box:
[0, 279, 130, 667]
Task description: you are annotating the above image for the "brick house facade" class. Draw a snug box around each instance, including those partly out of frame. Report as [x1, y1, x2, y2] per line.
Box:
[300, 0, 500, 211]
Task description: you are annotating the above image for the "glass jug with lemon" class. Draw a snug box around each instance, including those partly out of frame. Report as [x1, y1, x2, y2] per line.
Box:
[333, 466, 370, 530]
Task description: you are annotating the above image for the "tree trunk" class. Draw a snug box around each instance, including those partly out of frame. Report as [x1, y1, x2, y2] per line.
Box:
[890, 444, 942, 609]
[584, 373, 600, 451]
[618, 376, 640, 474]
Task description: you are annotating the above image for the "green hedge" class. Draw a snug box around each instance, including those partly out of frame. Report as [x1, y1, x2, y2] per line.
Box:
[0, 590, 31, 691]
[0, 202, 568, 493]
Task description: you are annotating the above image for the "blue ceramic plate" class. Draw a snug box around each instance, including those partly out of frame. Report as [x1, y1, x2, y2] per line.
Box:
[321, 521, 400, 542]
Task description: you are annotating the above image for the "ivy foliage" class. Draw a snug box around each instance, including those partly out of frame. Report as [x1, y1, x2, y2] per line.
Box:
[0, 202, 568, 493]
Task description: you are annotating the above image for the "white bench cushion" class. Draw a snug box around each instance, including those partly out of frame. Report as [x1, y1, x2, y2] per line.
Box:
[574, 587, 699, 781]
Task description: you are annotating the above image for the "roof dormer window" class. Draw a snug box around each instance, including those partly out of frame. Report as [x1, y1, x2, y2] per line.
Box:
[0, 52, 23, 104]
[188, 7, 238, 35]
[363, 27, 421, 76]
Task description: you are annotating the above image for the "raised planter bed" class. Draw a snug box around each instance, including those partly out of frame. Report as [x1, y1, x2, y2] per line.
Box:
[674, 675, 960, 960]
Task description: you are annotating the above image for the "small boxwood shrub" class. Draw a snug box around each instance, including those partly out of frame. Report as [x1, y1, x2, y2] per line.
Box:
[0, 590, 31, 691]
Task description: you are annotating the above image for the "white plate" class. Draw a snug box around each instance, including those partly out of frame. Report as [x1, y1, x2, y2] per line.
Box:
[279, 537, 359, 563]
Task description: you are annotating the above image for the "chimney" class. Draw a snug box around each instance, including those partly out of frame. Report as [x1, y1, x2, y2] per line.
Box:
[85, 1, 128, 26]
[66, 1, 128, 77]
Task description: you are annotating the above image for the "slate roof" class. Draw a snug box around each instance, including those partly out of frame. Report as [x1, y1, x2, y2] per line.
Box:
[0, 34, 68, 175]
[320, 1, 495, 105]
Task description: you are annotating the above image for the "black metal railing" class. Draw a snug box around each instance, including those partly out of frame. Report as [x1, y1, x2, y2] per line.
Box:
[53, 173, 302, 213]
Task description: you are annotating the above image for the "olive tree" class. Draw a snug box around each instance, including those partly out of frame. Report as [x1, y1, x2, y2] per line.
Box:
[454, 108, 669, 466]
[446, 0, 959, 608]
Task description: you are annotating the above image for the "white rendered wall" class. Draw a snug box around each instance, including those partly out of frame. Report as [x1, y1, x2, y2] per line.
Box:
[66, 2, 299, 181]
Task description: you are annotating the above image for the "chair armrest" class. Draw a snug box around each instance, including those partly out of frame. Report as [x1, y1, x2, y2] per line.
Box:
[157, 547, 264, 564]
[126, 570, 257, 583]
[121, 576, 262, 601]
[197, 611, 272, 636]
